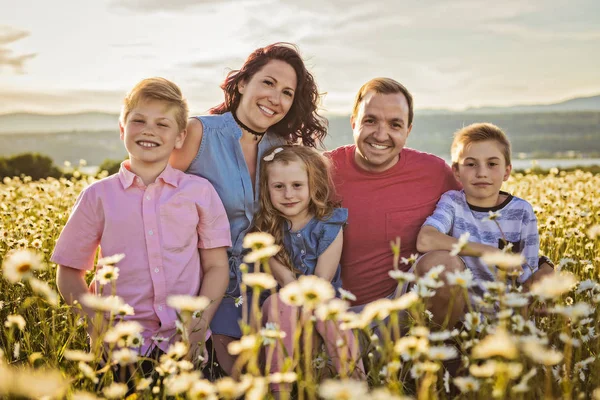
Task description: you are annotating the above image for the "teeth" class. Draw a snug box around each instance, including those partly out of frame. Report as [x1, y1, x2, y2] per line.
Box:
[138, 141, 158, 148]
[259, 105, 275, 116]
[370, 143, 388, 150]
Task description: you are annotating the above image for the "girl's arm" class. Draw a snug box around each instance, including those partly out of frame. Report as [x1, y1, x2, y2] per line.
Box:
[417, 226, 500, 257]
[314, 229, 343, 282]
[269, 257, 297, 287]
[169, 117, 204, 172]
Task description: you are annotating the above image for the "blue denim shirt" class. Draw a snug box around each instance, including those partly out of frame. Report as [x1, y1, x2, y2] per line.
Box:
[283, 208, 348, 292]
[186, 112, 285, 337]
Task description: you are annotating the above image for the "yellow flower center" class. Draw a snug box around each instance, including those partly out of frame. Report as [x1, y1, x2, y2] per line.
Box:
[17, 263, 32, 274]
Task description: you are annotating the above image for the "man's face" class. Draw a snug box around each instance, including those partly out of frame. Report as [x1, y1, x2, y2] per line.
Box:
[351, 91, 412, 173]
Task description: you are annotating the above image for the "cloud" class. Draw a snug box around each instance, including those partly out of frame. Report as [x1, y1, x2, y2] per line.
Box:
[108, 0, 239, 13]
[484, 23, 600, 41]
[110, 42, 153, 48]
[0, 26, 37, 73]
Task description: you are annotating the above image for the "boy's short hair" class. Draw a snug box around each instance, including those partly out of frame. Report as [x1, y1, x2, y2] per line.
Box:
[351, 77, 414, 127]
[451, 122, 512, 166]
[120, 77, 189, 132]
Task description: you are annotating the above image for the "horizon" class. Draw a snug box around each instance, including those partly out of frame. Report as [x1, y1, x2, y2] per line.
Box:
[1, 92, 599, 118]
[2, 0, 600, 114]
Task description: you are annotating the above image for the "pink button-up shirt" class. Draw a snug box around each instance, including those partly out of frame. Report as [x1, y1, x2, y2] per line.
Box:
[51, 161, 231, 353]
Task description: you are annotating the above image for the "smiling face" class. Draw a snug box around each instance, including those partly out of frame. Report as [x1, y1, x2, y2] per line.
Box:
[351, 91, 412, 173]
[236, 59, 297, 133]
[120, 98, 185, 170]
[453, 140, 512, 207]
[267, 159, 311, 229]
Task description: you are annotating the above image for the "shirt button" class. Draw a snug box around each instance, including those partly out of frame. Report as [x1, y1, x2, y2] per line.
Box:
[146, 195, 151, 200]
[158, 305, 163, 311]
[154, 268, 159, 273]
[296, 233, 301, 237]
[301, 250, 305, 254]
[148, 230, 153, 235]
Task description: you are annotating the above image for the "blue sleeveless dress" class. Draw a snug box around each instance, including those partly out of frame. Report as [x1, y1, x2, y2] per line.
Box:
[187, 112, 285, 338]
[282, 208, 347, 292]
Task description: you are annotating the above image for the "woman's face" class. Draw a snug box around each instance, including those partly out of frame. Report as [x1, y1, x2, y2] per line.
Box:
[236, 59, 298, 132]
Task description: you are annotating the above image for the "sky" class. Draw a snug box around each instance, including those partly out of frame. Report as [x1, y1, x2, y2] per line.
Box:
[1, 0, 600, 115]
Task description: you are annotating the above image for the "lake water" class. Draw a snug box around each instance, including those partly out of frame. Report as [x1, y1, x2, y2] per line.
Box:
[500, 158, 600, 170]
[80, 158, 600, 176]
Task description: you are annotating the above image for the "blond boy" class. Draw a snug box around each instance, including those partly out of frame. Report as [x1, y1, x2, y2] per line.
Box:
[52, 78, 231, 366]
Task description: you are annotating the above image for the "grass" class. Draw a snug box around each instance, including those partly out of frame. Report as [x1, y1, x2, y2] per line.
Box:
[0, 168, 599, 399]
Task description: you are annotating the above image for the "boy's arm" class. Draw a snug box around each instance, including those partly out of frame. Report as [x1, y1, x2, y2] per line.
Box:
[518, 204, 541, 283]
[56, 265, 105, 347]
[270, 257, 296, 287]
[187, 246, 229, 361]
[416, 191, 499, 256]
[417, 226, 501, 257]
[314, 229, 343, 282]
[56, 265, 94, 317]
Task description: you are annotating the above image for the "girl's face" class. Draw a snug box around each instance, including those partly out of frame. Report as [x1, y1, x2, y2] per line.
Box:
[267, 159, 311, 227]
[236, 59, 297, 133]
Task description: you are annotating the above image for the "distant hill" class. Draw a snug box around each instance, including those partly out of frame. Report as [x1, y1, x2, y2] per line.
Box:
[0, 112, 119, 134]
[1, 93, 599, 134]
[462, 94, 600, 114]
[2, 111, 598, 166]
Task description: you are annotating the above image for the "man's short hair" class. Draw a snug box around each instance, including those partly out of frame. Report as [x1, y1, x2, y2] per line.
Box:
[451, 123, 512, 166]
[120, 77, 189, 132]
[351, 77, 414, 127]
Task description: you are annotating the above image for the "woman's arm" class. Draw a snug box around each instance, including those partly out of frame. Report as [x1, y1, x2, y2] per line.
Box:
[314, 229, 343, 282]
[169, 117, 204, 172]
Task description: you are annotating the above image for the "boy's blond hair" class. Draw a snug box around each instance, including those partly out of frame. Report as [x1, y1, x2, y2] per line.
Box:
[451, 122, 512, 166]
[120, 77, 189, 132]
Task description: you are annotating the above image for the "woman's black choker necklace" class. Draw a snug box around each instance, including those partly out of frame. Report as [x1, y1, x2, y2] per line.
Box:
[232, 111, 266, 141]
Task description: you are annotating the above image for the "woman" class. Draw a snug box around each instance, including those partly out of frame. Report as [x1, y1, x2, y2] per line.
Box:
[170, 42, 327, 374]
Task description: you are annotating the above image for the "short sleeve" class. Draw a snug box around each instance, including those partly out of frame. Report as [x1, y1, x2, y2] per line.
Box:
[518, 201, 540, 283]
[50, 187, 103, 270]
[196, 182, 232, 249]
[422, 191, 459, 234]
[315, 208, 348, 257]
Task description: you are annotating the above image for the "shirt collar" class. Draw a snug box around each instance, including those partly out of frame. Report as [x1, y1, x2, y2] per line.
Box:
[118, 160, 180, 189]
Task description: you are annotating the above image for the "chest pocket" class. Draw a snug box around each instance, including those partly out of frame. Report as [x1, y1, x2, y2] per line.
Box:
[386, 200, 438, 249]
[159, 201, 198, 251]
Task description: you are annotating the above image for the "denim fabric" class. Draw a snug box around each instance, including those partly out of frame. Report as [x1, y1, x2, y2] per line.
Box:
[282, 208, 348, 292]
[186, 112, 285, 338]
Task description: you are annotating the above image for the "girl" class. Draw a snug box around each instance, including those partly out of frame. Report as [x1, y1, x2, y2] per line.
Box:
[169, 43, 327, 375]
[255, 145, 363, 391]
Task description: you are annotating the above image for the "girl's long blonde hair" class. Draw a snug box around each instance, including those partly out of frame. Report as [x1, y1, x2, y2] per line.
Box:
[254, 145, 340, 273]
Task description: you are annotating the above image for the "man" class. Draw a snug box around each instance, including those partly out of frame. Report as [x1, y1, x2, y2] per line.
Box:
[326, 77, 551, 328]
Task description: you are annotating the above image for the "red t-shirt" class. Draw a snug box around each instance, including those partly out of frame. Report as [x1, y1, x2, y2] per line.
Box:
[326, 145, 459, 306]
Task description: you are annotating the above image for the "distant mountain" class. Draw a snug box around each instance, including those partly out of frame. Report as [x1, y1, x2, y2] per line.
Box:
[0, 112, 119, 134]
[462, 94, 600, 114]
[1, 93, 599, 135]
